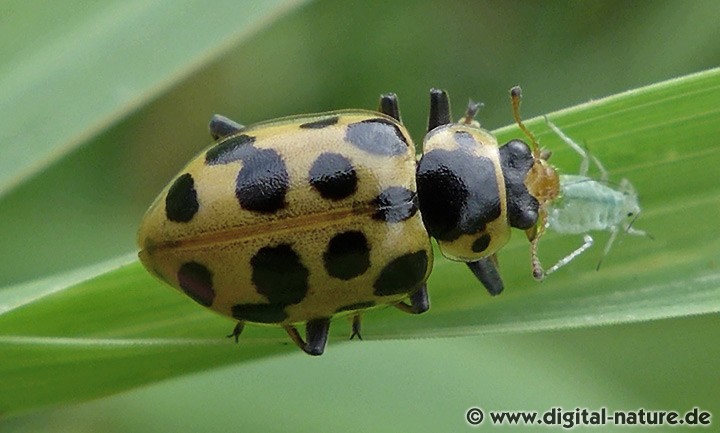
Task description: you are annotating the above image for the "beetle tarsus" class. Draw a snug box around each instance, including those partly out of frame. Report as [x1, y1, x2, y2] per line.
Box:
[350, 314, 363, 340]
[394, 284, 430, 314]
[209, 114, 245, 140]
[285, 318, 330, 356]
[428, 88, 451, 131]
[226, 321, 245, 343]
[378, 93, 401, 121]
[466, 257, 505, 295]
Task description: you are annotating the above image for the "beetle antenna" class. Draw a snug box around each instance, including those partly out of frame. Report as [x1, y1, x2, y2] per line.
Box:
[510, 86, 541, 158]
[462, 100, 484, 125]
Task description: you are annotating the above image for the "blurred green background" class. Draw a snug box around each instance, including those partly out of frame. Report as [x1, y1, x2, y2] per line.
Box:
[1, 0, 719, 431]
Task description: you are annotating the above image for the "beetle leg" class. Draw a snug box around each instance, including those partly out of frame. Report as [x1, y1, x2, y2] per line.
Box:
[284, 318, 330, 356]
[530, 207, 550, 280]
[350, 314, 363, 340]
[466, 256, 504, 295]
[209, 114, 245, 140]
[226, 321, 245, 343]
[428, 88, 451, 132]
[378, 93, 401, 122]
[394, 283, 430, 314]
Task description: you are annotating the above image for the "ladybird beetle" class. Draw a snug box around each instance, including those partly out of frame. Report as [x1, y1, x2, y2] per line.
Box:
[529, 118, 649, 278]
[137, 88, 558, 355]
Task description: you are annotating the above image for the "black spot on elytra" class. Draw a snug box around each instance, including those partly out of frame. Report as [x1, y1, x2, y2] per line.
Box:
[177, 262, 215, 307]
[235, 146, 289, 213]
[251, 244, 309, 305]
[205, 134, 256, 165]
[165, 173, 199, 223]
[472, 234, 491, 253]
[231, 303, 288, 323]
[323, 231, 371, 280]
[205, 132, 291, 216]
[372, 186, 418, 222]
[336, 301, 375, 313]
[309, 152, 357, 200]
[345, 118, 409, 156]
[373, 251, 429, 296]
[416, 148, 502, 241]
[299, 116, 340, 129]
[499, 140, 539, 230]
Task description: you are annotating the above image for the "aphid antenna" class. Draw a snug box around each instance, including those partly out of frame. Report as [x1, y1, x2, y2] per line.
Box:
[561, 177, 595, 187]
[545, 116, 605, 179]
[545, 116, 585, 153]
[597, 214, 649, 270]
[595, 197, 652, 271]
[625, 211, 641, 233]
[561, 176, 625, 193]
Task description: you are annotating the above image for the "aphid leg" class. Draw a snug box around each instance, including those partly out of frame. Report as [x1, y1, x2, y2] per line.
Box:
[591, 153, 608, 183]
[350, 314, 363, 340]
[226, 321, 245, 343]
[466, 256, 504, 295]
[618, 177, 637, 195]
[428, 88, 451, 131]
[378, 93, 401, 122]
[627, 226, 650, 238]
[546, 234, 595, 276]
[284, 318, 330, 356]
[545, 117, 590, 176]
[595, 228, 619, 271]
[208, 114, 245, 140]
[394, 284, 430, 314]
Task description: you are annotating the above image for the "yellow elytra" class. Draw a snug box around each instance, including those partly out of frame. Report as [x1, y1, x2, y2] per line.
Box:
[138, 95, 432, 355]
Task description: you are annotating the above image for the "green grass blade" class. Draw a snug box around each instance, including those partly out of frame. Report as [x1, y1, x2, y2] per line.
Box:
[0, 0, 304, 198]
[1, 69, 719, 415]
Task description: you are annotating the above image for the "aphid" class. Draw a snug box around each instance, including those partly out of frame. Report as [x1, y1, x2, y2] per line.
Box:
[530, 118, 649, 278]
